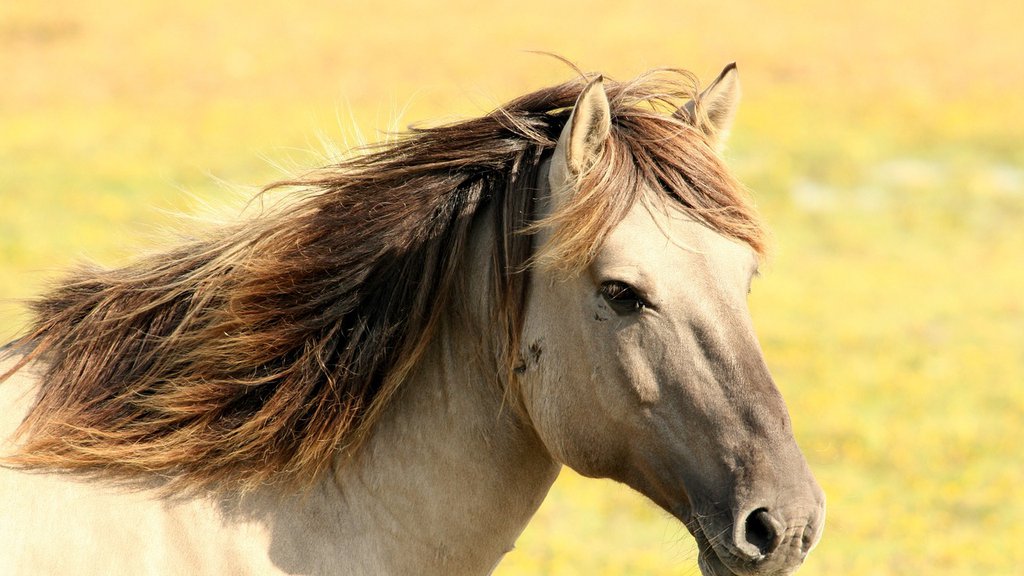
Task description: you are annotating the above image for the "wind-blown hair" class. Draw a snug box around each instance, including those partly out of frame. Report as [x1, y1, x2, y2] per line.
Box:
[1, 69, 766, 492]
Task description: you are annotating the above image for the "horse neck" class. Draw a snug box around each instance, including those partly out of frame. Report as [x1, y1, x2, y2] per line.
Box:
[244, 209, 561, 574]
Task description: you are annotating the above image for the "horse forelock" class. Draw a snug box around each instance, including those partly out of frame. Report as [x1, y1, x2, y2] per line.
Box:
[3, 69, 765, 493]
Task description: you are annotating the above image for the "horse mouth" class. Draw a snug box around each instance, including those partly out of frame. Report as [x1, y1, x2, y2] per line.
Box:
[679, 506, 765, 576]
[673, 506, 737, 576]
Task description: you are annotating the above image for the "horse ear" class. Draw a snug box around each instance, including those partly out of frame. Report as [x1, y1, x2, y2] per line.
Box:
[675, 62, 741, 150]
[554, 75, 611, 178]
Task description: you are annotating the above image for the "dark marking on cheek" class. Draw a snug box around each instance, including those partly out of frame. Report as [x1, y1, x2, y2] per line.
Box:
[528, 340, 543, 364]
[514, 339, 545, 374]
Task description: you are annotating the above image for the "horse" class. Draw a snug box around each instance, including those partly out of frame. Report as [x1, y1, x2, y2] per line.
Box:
[0, 63, 825, 575]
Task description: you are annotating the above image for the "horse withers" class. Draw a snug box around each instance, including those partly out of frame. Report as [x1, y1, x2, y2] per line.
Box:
[0, 63, 824, 575]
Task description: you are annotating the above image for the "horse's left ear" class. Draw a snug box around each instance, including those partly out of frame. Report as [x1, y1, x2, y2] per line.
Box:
[675, 63, 741, 150]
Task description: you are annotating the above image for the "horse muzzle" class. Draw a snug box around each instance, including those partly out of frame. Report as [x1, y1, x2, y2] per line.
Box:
[688, 490, 826, 576]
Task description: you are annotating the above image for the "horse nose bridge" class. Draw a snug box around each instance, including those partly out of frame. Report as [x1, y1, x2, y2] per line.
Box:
[686, 311, 781, 399]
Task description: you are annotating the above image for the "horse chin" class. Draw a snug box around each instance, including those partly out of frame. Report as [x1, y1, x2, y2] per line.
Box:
[697, 548, 739, 576]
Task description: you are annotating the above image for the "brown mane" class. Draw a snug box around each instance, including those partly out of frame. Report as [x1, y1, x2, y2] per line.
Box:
[1, 69, 766, 492]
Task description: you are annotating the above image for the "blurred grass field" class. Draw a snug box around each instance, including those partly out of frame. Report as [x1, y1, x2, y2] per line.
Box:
[2, 1, 1023, 574]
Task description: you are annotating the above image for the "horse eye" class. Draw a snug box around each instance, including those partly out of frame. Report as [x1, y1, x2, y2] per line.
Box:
[599, 281, 647, 315]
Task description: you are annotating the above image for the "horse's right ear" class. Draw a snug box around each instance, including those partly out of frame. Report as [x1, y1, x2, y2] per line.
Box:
[551, 76, 611, 184]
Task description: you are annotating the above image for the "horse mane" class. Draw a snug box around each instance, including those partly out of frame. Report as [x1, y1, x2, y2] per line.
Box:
[1, 69, 766, 493]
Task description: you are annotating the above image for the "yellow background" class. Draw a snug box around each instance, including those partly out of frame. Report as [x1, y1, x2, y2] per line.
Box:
[2, 1, 1022, 574]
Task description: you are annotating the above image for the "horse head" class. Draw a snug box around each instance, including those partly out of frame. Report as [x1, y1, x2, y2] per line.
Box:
[517, 66, 825, 576]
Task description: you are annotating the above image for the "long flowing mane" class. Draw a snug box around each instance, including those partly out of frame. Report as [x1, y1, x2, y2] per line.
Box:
[2, 69, 766, 492]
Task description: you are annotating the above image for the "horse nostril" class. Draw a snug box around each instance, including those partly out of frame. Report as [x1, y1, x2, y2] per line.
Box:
[743, 508, 782, 557]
